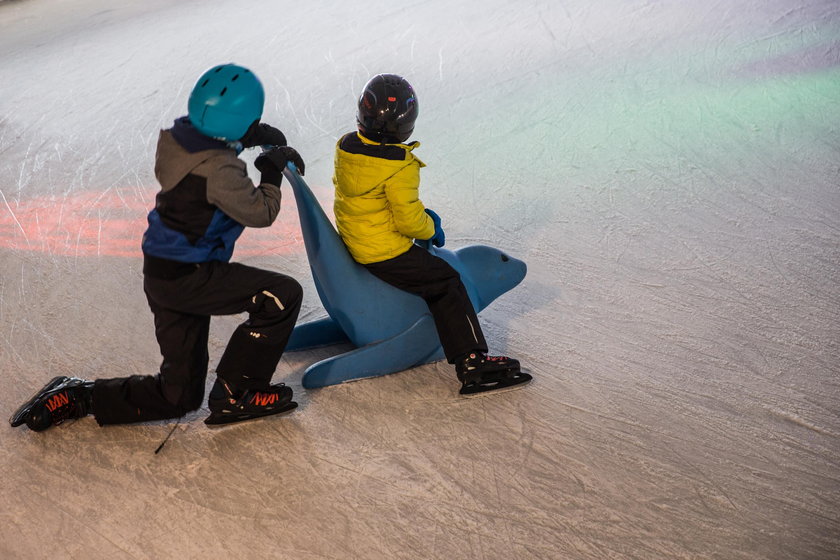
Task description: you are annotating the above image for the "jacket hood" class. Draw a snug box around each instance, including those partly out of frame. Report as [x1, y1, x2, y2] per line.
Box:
[154, 121, 232, 190]
[335, 133, 425, 196]
[170, 116, 229, 153]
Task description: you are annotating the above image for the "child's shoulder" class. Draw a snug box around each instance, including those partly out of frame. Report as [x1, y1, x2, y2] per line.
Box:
[338, 132, 412, 162]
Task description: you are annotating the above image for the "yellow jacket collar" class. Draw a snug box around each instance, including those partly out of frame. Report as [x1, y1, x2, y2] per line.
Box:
[355, 131, 421, 151]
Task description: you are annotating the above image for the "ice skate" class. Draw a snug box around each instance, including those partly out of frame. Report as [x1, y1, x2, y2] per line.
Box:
[205, 379, 297, 426]
[9, 376, 94, 431]
[455, 352, 532, 396]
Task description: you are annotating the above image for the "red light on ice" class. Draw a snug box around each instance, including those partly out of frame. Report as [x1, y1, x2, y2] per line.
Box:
[0, 187, 310, 258]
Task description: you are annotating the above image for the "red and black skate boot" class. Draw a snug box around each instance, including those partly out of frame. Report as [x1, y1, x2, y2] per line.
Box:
[9, 376, 94, 431]
[455, 352, 532, 395]
[205, 379, 297, 426]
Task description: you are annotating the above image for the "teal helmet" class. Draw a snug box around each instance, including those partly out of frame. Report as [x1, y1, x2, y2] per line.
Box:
[187, 64, 265, 141]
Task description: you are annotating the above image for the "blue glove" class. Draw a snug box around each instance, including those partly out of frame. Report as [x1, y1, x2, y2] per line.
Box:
[425, 209, 445, 247]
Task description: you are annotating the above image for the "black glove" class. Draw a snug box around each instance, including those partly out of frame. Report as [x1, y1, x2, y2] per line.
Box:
[255, 146, 306, 185]
[240, 121, 288, 149]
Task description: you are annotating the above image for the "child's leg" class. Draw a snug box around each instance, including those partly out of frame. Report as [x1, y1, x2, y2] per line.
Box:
[93, 303, 211, 424]
[365, 245, 530, 395]
[209, 262, 303, 390]
[364, 244, 488, 362]
[93, 261, 301, 425]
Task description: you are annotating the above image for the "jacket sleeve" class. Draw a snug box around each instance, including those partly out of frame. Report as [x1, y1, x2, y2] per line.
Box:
[204, 156, 282, 228]
[385, 162, 435, 240]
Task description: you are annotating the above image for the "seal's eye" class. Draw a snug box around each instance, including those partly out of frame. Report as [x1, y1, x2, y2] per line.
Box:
[501, 254, 509, 262]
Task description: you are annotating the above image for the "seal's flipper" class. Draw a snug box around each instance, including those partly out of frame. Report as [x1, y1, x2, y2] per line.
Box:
[302, 315, 445, 389]
[286, 317, 351, 351]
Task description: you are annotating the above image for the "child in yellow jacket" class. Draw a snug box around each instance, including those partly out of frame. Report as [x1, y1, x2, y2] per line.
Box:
[333, 74, 526, 395]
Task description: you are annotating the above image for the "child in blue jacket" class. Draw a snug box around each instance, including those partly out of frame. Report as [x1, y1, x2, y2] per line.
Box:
[12, 64, 306, 430]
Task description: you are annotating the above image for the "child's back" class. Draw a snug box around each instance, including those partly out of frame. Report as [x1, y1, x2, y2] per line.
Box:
[333, 131, 432, 264]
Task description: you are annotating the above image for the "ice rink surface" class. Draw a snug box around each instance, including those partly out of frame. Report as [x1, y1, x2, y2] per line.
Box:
[1, 0, 839, 558]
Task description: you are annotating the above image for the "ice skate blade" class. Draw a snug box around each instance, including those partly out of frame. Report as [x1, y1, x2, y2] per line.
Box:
[9, 376, 68, 427]
[204, 401, 298, 427]
[459, 370, 533, 397]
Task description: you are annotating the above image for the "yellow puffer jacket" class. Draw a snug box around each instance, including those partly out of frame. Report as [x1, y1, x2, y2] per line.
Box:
[333, 132, 435, 264]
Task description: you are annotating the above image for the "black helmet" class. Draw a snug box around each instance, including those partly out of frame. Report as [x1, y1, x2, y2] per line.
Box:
[356, 74, 418, 143]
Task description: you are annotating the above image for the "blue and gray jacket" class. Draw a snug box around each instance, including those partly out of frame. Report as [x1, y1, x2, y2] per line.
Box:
[142, 117, 282, 275]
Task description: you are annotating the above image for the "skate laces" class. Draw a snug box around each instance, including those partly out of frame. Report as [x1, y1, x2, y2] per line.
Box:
[486, 354, 511, 363]
[468, 353, 511, 364]
[44, 391, 80, 425]
[249, 391, 281, 407]
[213, 380, 287, 408]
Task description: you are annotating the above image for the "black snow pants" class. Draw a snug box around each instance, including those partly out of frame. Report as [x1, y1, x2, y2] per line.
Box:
[363, 244, 488, 363]
[92, 257, 302, 425]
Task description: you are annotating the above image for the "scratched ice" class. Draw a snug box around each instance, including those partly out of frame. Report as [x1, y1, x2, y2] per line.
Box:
[1, 1, 838, 558]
